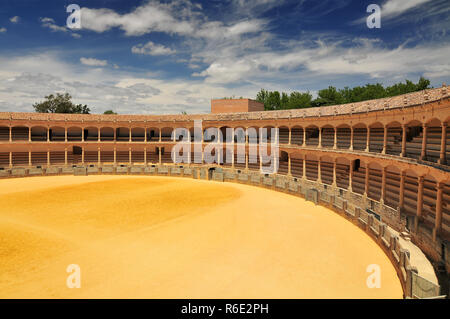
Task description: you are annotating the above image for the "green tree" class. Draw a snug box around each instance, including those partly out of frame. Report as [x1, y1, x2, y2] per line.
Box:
[33, 93, 90, 114]
[103, 110, 117, 115]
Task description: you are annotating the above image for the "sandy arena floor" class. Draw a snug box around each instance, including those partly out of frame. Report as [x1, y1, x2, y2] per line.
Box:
[0, 175, 403, 299]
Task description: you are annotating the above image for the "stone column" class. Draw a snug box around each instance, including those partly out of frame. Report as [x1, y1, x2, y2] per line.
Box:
[434, 182, 443, 241]
[9, 152, 12, 168]
[129, 148, 132, 165]
[317, 158, 321, 182]
[318, 128, 322, 148]
[158, 147, 162, 164]
[81, 147, 84, 164]
[65, 127, 68, 142]
[350, 127, 354, 150]
[288, 128, 292, 145]
[98, 128, 101, 142]
[159, 129, 162, 142]
[28, 127, 31, 142]
[114, 128, 117, 142]
[47, 127, 50, 142]
[401, 124, 407, 157]
[28, 151, 32, 167]
[415, 176, 424, 232]
[348, 160, 353, 192]
[302, 157, 306, 179]
[113, 147, 116, 165]
[144, 129, 147, 143]
[9, 126, 12, 142]
[365, 127, 370, 152]
[82, 128, 85, 142]
[129, 128, 132, 143]
[65, 148, 68, 166]
[47, 150, 50, 166]
[382, 126, 388, 154]
[439, 122, 447, 165]
[288, 154, 291, 176]
[420, 124, 427, 160]
[98, 147, 101, 166]
[144, 147, 147, 165]
[333, 127, 337, 149]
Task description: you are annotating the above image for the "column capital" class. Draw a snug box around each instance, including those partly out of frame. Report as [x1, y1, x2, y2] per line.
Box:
[442, 122, 448, 128]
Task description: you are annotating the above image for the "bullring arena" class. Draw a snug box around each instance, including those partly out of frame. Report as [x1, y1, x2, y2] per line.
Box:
[1, 86, 449, 299]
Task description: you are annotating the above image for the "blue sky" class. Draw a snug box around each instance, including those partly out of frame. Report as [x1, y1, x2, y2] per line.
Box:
[0, 0, 449, 114]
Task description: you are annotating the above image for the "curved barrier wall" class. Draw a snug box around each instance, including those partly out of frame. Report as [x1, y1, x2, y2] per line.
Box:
[0, 86, 449, 297]
[0, 163, 443, 298]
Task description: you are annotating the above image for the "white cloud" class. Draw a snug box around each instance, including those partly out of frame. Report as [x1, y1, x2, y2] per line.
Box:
[0, 27, 6, 33]
[382, 0, 433, 18]
[0, 52, 254, 114]
[132, 41, 176, 56]
[10, 16, 19, 23]
[80, 57, 108, 67]
[40, 17, 81, 38]
[78, 2, 265, 39]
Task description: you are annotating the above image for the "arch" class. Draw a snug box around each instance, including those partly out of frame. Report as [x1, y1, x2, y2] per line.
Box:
[278, 150, 289, 175]
[160, 127, 173, 142]
[291, 125, 304, 146]
[67, 127, 82, 141]
[30, 126, 46, 142]
[247, 126, 259, 144]
[385, 165, 401, 209]
[386, 121, 402, 156]
[84, 126, 99, 141]
[321, 125, 334, 148]
[116, 127, 130, 142]
[131, 127, 145, 142]
[305, 125, 319, 147]
[147, 127, 159, 142]
[367, 162, 383, 201]
[305, 154, 318, 181]
[425, 118, 443, 163]
[203, 127, 220, 143]
[368, 122, 384, 153]
[279, 126, 289, 144]
[0, 126, 9, 141]
[49, 126, 65, 142]
[100, 127, 114, 141]
[336, 124, 351, 149]
[404, 120, 423, 160]
[320, 156, 334, 185]
[352, 123, 367, 151]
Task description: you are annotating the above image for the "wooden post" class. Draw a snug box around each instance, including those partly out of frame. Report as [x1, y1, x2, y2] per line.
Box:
[366, 127, 370, 152]
[350, 127, 354, 150]
[318, 128, 322, 148]
[382, 126, 388, 154]
[333, 127, 337, 149]
[288, 154, 291, 176]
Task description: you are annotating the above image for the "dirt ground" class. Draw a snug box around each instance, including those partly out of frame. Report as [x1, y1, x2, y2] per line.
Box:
[0, 175, 403, 298]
